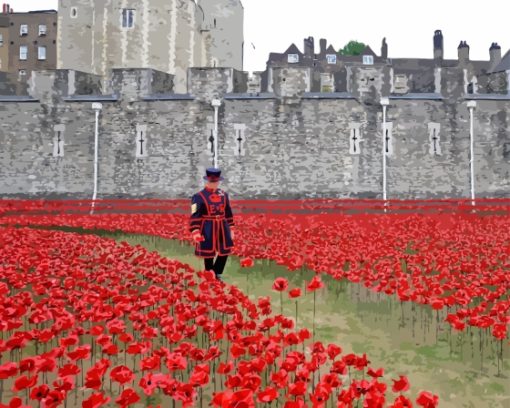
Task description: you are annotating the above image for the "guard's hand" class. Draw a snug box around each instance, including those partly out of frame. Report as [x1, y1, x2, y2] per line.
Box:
[230, 230, 235, 240]
[192, 231, 204, 243]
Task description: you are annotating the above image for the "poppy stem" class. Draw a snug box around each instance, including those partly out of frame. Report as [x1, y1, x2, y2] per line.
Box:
[295, 300, 298, 329]
[313, 290, 316, 342]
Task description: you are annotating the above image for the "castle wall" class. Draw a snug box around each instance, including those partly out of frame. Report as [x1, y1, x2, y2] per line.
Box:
[0, 69, 509, 199]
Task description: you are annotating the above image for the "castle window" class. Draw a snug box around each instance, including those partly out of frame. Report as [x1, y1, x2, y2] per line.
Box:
[38, 46, 46, 60]
[349, 123, 362, 155]
[428, 123, 441, 155]
[53, 125, 65, 157]
[122, 9, 135, 28]
[288, 54, 299, 63]
[70, 7, 78, 18]
[38, 25, 47, 36]
[383, 122, 393, 156]
[20, 24, 28, 36]
[19, 46, 28, 60]
[18, 70, 26, 81]
[0, 34, 4, 47]
[467, 82, 474, 94]
[362, 55, 374, 65]
[135, 125, 148, 158]
[206, 120, 215, 160]
[326, 54, 337, 64]
[233, 124, 246, 157]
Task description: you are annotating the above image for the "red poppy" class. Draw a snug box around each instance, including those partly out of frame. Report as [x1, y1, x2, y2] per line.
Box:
[288, 381, 307, 396]
[272, 277, 289, 292]
[288, 288, 302, 298]
[307, 276, 324, 291]
[42, 390, 65, 408]
[327, 344, 342, 360]
[82, 392, 110, 408]
[416, 391, 439, 408]
[115, 388, 140, 407]
[110, 365, 135, 385]
[392, 376, 410, 393]
[217, 361, 234, 375]
[140, 355, 161, 371]
[257, 386, 278, 403]
[30, 384, 50, 401]
[0, 362, 18, 379]
[240, 258, 254, 268]
[367, 367, 384, 378]
[12, 375, 37, 392]
[390, 395, 414, 408]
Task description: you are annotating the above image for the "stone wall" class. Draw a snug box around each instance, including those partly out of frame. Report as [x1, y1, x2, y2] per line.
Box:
[0, 68, 509, 199]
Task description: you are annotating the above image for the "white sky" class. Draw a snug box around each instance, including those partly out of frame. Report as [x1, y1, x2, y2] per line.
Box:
[10, 0, 510, 72]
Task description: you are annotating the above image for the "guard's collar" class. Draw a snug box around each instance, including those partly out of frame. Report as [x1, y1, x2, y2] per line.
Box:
[205, 186, 217, 192]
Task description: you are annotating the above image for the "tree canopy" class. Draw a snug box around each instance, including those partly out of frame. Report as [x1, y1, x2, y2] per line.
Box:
[339, 40, 366, 56]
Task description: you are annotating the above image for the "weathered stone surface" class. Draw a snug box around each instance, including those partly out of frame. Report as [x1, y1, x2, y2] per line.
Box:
[0, 68, 509, 200]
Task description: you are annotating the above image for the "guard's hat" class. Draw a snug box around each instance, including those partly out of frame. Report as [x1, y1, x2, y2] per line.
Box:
[203, 167, 224, 181]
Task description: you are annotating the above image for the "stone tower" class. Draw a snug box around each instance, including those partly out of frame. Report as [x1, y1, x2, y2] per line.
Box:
[57, 0, 244, 92]
[198, 0, 244, 70]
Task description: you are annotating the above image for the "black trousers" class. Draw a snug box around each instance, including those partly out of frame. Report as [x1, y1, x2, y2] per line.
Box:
[204, 255, 228, 275]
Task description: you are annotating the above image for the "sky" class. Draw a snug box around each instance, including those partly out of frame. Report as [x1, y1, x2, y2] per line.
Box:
[9, 0, 510, 73]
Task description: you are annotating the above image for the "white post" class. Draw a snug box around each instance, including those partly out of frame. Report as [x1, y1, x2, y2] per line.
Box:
[211, 98, 222, 168]
[467, 100, 477, 207]
[91, 102, 103, 215]
[380, 97, 389, 213]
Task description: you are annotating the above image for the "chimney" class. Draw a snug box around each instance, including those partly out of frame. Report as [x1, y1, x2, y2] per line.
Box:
[304, 36, 314, 58]
[381, 37, 388, 59]
[489, 42, 502, 68]
[434, 30, 443, 60]
[2, 4, 6, 14]
[320, 38, 327, 55]
[458, 41, 469, 63]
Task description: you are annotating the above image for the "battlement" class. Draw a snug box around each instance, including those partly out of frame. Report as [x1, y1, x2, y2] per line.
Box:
[2, 65, 508, 103]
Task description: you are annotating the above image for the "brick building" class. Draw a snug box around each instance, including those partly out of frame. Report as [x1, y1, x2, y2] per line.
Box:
[4, 7, 58, 81]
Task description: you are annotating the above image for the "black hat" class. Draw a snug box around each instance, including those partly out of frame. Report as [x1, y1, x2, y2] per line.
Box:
[203, 167, 224, 181]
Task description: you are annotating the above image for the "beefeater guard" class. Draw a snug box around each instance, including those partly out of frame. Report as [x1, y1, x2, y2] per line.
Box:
[189, 167, 235, 280]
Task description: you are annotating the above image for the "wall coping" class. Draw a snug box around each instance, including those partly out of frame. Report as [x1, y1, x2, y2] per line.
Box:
[0, 96, 39, 102]
[142, 94, 195, 101]
[465, 94, 510, 100]
[303, 92, 355, 99]
[390, 93, 443, 100]
[63, 95, 119, 102]
[224, 93, 274, 100]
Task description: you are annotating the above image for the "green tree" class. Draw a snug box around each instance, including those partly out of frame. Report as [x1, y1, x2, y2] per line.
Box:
[339, 40, 366, 56]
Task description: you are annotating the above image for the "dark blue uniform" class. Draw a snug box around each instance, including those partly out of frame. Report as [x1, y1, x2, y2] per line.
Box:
[189, 186, 235, 258]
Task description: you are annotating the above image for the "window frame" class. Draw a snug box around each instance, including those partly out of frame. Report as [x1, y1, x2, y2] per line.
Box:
[362, 55, 374, 65]
[326, 54, 337, 64]
[121, 8, 135, 29]
[19, 24, 28, 36]
[38, 24, 47, 36]
[19, 45, 28, 61]
[287, 53, 299, 63]
[38, 46, 47, 60]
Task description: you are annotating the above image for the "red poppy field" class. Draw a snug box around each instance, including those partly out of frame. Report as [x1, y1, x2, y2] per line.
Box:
[0, 199, 509, 407]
